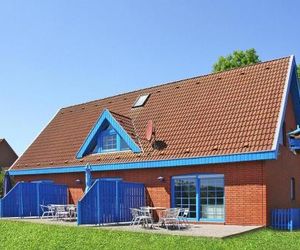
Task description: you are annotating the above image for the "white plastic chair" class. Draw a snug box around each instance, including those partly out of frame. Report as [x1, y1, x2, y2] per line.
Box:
[40, 205, 55, 219]
[130, 208, 141, 225]
[178, 208, 190, 228]
[55, 206, 69, 220]
[130, 208, 153, 228]
[67, 205, 77, 219]
[160, 208, 181, 229]
[140, 207, 154, 227]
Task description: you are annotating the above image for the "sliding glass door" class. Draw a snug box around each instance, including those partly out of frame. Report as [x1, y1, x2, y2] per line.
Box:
[199, 175, 224, 221]
[172, 174, 224, 222]
[173, 178, 197, 219]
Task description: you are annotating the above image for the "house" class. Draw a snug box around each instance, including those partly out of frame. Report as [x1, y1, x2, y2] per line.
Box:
[8, 55, 300, 226]
[0, 139, 18, 171]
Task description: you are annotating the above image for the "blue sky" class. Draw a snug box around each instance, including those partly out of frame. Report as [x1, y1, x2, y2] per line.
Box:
[0, 0, 300, 155]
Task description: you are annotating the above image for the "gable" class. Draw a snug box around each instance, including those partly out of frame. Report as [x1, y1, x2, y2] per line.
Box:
[76, 109, 141, 158]
[273, 57, 300, 154]
[290, 67, 300, 125]
[0, 139, 18, 169]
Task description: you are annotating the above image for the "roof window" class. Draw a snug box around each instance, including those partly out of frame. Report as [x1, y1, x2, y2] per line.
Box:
[132, 94, 150, 108]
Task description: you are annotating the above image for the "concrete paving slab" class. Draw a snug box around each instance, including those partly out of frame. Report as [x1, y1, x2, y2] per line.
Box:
[0, 217, 262, 238]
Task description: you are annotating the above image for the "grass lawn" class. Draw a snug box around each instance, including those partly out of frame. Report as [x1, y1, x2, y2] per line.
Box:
[0, 221, 300, 250]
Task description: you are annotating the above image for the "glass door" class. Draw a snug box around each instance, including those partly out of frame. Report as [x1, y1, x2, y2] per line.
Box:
[172, 174, 225, 222]
[199, 175, 224, 221]
[173, 178, 197, 219]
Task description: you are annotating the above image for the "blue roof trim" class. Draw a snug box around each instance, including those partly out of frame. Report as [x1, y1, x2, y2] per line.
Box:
[273, 56, 298, 156]
[290, 63, 300, 125]
[9, 150, 277, 176]
[76, 109, 141, 158]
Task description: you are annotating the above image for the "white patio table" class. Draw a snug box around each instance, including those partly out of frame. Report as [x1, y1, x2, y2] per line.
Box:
[48, 204, 76, 220]
[141, 207, 167, 224]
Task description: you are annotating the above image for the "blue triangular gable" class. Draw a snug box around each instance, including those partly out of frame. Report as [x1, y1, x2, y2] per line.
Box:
[274, 56, 300, 155]
[76, 109, 141, 158]
[290, 63, 300, 125]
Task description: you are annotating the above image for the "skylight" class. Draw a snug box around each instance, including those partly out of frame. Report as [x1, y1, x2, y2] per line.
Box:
[132, 94, 150, 108]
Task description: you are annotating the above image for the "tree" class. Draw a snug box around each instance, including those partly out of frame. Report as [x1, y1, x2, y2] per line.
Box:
[297, 65, 300, 78]
[213, 49, 261, 73]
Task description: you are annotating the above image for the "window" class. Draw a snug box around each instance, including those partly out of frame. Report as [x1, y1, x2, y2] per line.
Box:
[132, 94, 150, 108]
[172, 174, 224, 222]
[91, 123, 130, 154]
[291, 177, 296, 201]
[200, 176, 224, 220]
[174, 178, 197, 218]
[120, 138, 130, 150]
[102, 134, 117, 151]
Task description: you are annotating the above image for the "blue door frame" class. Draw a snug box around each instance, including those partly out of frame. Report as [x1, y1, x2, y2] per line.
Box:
[171, 174, 225, 223]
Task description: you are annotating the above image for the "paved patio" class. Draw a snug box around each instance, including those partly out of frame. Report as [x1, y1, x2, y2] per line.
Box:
[0, 217, 262, 238]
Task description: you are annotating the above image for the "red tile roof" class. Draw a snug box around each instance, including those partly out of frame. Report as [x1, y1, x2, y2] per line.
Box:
[110, 111, 139, 145]
[12, 56, 291, 170]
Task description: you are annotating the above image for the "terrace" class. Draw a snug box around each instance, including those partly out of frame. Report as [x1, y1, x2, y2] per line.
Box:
[0, 217, 261, 238]
[2, 220, 299, 250]
[0, 178, 261, 238]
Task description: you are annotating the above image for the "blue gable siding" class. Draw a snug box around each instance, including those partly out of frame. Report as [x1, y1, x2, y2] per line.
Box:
[76, 109, 141, 158]
[273, 57, 300, 156]
[290, 67, 300, 125]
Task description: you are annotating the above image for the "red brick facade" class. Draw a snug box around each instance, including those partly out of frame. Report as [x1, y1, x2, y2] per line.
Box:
[15, 161, 267, 226]
[14, 153, 300, 226]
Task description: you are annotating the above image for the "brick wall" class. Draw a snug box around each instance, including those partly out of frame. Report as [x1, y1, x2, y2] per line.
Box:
[264, 95, 300, 224]
[15, 161, 266, 226]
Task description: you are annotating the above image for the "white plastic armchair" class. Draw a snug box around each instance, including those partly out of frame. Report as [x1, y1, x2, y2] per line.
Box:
[40, 205, 55, 219]
[178, 208, 190, 228]
[55, 206, 69, 220]
[130, 208, 153, 228]
[160, 208, 181, 229]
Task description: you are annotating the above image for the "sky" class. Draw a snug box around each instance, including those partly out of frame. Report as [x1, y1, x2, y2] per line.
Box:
[0, 0, 300, 155]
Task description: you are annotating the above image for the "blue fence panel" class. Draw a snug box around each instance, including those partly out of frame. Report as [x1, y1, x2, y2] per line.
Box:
[272, 208, 300, 231]
[22, 183, 38, 217]
[0, 182, 22, 217]
[38, 183, 68, 216]
[292, 209, 300, 230]
[78, 180, 145, 225]
[99, 180, 117, 224]
[0, 182, 68, 218]
[77, 181, 98, 225]
[118, 182, 145, 222]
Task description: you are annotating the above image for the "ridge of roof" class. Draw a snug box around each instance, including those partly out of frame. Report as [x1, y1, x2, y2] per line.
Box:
[60, 56, 291, 111]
